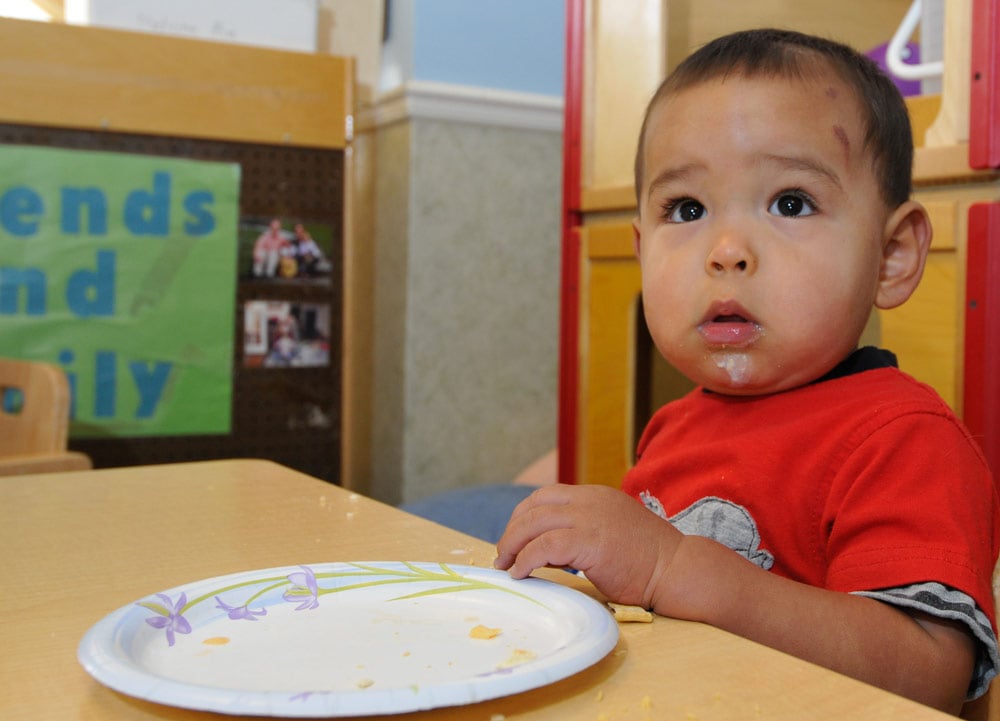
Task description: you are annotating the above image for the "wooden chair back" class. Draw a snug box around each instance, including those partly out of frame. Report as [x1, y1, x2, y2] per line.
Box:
[0, 357, 91, 474]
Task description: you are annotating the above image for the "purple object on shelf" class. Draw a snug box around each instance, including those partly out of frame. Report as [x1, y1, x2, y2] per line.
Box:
[867, 41, 924, 96]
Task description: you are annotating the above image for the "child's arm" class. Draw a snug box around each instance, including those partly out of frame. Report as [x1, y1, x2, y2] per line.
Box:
[494, 484, 976, 714]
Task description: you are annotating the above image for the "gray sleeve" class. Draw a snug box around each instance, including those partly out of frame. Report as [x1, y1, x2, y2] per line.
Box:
[852, 582, 998, 700]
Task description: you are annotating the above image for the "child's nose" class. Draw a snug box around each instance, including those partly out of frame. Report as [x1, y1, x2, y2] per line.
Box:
[705, 232, 758, 275]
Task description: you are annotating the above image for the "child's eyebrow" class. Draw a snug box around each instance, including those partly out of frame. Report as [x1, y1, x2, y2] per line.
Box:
[759, 154, 843, 190]
[645, 163, 702, 201]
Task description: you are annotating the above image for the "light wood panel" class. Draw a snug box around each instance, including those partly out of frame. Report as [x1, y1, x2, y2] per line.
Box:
[666, 0, 912, 69]
[579, 223, 641, 487]
[925, 0, 970, 146]
[340, 127, 377, 493]
[0, 17, 353, 148]
[582, 0, 665, 197]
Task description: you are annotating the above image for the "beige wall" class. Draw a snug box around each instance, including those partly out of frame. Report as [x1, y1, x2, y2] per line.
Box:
[368, 114, 562, 505]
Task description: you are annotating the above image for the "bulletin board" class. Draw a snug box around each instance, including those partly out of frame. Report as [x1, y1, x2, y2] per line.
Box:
[0, 19, 353, 483]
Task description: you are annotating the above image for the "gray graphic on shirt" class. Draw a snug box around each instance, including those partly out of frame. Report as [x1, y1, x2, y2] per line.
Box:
[639, 492, 775, 570]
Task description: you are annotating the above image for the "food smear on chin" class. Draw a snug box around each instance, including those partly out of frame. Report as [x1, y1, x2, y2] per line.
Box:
[713, 352, 751, 386]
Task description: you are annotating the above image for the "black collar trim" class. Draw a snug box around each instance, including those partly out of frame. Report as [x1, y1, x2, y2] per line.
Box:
[814, 346, 898, 383]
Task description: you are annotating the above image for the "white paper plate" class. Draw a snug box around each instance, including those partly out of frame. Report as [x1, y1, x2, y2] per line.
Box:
[78, 561, 619, 717]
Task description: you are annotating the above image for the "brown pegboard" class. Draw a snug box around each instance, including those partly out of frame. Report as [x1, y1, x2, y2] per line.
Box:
[1, 123, 344, 484]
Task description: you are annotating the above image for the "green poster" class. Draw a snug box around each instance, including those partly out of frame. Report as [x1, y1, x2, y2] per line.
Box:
[0, 145, 240, 438]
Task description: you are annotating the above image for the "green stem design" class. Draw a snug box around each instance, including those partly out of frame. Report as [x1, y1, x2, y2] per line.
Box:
[182, 576, 290, 613]
[143, 562, 546, 619]
[313, 562, 545, 606]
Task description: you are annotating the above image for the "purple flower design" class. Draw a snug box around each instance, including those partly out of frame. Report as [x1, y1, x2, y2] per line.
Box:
[142, 592, 192, 646]
[215, 596, 267, 620]
[283, 566, 320, 610]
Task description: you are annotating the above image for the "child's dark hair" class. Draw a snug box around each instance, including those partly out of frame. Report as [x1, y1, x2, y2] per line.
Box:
[634, 28, 913, 208]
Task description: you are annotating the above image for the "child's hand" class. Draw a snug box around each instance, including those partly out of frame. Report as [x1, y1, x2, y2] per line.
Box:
[494, 484, 682, 610]
[495, 484, 977, 713]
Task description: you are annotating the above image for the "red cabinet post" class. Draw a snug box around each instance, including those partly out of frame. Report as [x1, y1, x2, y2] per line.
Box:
[557, 0, 585, 484]
[965, 203, 1000, 472]
[970, 0, 1000, 168]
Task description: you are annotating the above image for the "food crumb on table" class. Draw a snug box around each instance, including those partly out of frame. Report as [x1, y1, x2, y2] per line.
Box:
[608, 602, 654, 623]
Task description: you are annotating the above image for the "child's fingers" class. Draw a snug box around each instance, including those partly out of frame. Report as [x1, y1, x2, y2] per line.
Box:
[496, 485, 625, 578]
[506, 484, 575, 522]
[499, 528, 580, 580]
[494, 500, 579, 575]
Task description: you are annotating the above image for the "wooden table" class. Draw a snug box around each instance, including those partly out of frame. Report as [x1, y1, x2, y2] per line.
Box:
[1, 459, 953, 720]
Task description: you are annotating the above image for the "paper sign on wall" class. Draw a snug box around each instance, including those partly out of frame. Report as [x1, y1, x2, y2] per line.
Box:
[0, 145, 240, 438]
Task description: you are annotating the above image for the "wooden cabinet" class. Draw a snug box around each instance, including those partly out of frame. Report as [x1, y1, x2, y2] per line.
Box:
[560, 0, 1000, 486]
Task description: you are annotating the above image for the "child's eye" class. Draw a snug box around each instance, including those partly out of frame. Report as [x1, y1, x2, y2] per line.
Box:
[663, 198, 706, 223]
[768, 191, 816, 218]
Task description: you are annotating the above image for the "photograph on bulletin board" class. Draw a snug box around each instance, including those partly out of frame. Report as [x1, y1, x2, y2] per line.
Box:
[238, 215, 333, 283]
[243, 300, 331, 369]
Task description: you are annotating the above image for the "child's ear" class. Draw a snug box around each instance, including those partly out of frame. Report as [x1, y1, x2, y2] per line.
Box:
[632, 217, 642, 258]
[874, 200, 932, 311]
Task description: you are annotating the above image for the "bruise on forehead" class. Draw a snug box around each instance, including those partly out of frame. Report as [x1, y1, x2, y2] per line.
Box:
[833, 124, 851, 163]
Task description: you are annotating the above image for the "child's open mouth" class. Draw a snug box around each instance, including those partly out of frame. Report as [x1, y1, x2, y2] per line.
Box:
[698, 305, 762, 347]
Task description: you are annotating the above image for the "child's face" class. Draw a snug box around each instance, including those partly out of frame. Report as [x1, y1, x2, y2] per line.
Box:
[633, 71, 893, 395]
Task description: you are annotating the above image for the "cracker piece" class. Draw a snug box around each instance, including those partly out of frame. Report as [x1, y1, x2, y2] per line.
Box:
[469, 624, 502, 639]
[608, 602, 653, 623]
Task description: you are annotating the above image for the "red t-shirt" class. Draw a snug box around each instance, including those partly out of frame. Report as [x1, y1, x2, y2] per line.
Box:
[621, 364, 999, 632]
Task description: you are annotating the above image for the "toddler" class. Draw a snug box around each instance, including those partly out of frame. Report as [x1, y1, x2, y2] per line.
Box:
[495, 29, 999, 713]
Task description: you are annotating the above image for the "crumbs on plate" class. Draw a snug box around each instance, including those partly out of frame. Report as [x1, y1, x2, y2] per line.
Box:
[469, 624, 502, 640]
[497, 648, 537, 669]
